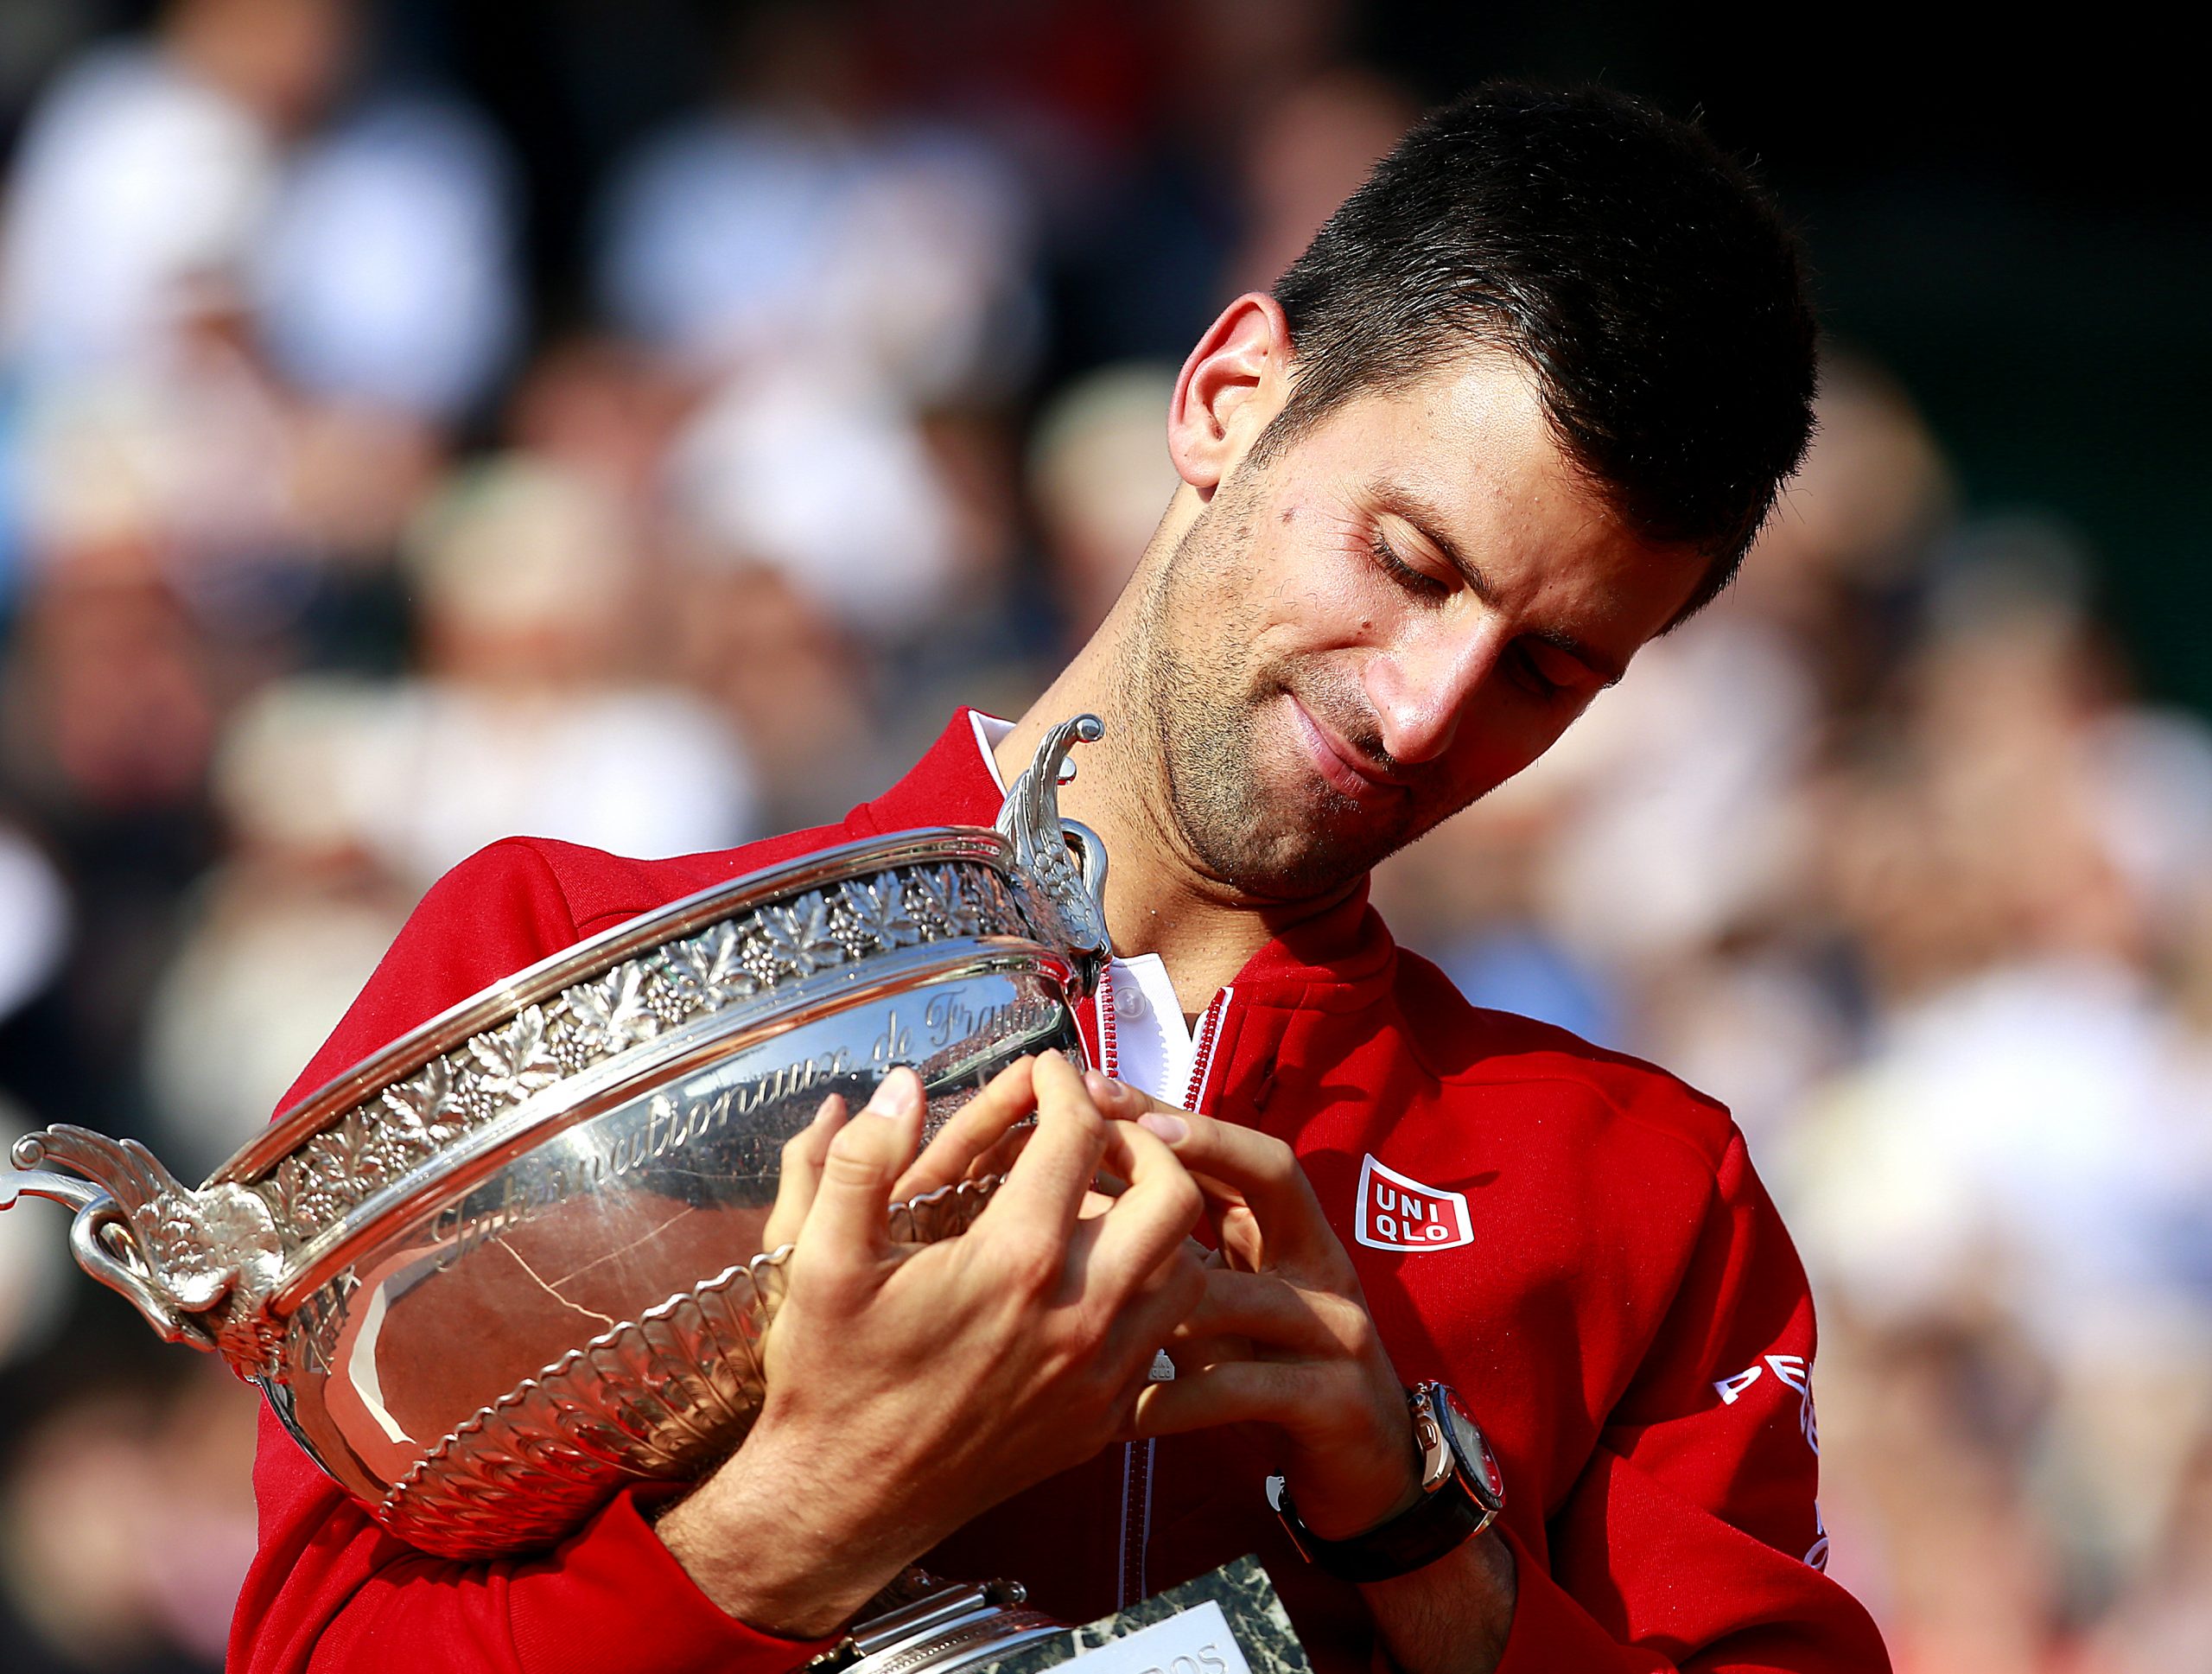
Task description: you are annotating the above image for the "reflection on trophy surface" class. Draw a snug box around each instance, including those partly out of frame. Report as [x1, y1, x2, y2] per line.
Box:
[3, 716, 1117, 1670]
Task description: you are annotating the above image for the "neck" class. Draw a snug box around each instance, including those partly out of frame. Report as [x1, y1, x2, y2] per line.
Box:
[993, 609, 1359, 1018]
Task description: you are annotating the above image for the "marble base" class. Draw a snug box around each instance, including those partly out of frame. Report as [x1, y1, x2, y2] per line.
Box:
[957, 1558, 1311, 1674]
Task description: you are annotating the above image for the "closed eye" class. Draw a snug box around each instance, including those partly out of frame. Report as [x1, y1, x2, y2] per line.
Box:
[1510, 643, 1566, 698]
[1368, 528, 1450, 599]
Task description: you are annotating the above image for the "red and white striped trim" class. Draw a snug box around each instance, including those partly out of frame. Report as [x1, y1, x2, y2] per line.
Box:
[1182, 985, 1233, 1113]
[1094, 964, 1120, 1079]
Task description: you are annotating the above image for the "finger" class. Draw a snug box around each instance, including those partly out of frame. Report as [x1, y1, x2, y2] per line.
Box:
[1103, 1096, 1339, 1275]
[963, 1122, 1036, 1183]
[986, 1051, 1112, 1237]
[1084, 1115, 1205, 1294]
[1098, 1241, 1209, 1382]
[1082, 1076, 1270, 1269]
[1161, 1330, 1256, 1378]
[1130, 1359, 1316, 1437]
[893, 1057, 1037, 1201]
[1169, 1268, 1344, 1358]
[763, 1092, 850, 1251]
[800, 1066, 926, 1265]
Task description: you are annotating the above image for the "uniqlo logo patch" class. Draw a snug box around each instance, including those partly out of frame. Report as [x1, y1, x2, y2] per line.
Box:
[1355, 1155, 1473, 1252]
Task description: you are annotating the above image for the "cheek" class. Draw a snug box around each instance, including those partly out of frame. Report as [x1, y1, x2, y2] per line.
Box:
[1258, 522, 1406, 648]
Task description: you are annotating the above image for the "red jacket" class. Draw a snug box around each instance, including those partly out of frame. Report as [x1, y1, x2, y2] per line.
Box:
[229, 711, 1890, 1674]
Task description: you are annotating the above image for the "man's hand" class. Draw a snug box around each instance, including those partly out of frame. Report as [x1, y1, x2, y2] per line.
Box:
[1086, 1075, 1517, 1674]
[1082, 1073, 1417, 1537]
[657, 1055, 1205, 1639]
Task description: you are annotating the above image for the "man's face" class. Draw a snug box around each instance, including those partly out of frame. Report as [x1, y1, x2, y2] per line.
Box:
[1132, 353, 1709, 901]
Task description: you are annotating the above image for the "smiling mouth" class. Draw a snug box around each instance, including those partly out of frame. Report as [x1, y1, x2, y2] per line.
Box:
[1286, 695, 1407, 800]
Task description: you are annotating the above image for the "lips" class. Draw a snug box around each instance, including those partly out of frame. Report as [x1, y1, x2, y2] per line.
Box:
[1287, 696, 1406, 800]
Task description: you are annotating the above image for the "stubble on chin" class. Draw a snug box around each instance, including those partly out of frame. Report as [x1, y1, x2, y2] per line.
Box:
[1128, 497, 1415, 901]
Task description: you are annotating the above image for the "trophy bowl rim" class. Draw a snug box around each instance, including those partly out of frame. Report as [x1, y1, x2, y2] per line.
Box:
[263, 937, 1074, 1315]
[216, 824, 1014, 1190]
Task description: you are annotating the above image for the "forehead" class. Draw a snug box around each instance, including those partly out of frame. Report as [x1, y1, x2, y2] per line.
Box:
[1281, 354, 1710, 627]
[1295, 353, 1592, 517]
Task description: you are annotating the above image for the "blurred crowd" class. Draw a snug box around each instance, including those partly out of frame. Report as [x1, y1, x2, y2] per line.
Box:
[0, 3, 2205, 1671]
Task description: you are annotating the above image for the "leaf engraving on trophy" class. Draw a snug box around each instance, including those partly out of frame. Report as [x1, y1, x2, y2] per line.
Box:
[759, 889, 845, 977]
[840, 871, 925, 950]
[915, 862, 985, 935]
[657, 919, 756, 1011]
[379, 1059, 460, 1150]
[557, 964, 663, 1056]
[465, 1006, 562, 1104]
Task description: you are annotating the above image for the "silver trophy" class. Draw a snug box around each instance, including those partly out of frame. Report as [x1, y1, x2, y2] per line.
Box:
[3, 716, 1122, 1674]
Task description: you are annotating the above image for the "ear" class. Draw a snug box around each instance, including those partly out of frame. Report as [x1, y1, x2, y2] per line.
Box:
[1167, 292, 1296, 499]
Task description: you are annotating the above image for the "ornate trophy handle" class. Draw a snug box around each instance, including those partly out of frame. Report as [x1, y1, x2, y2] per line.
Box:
[996, 715, 1113, 999]
[2, 1126, 285, 1376]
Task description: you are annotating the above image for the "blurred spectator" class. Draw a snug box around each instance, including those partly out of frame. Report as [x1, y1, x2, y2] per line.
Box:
[0, 0, 296, 380]
[664, 362, 964, 642]
[661, 557, 879, 831]
[1027, 360, 1179, 645]
[595, 2, 1038, 407]
[251, 93, 518, 423]
[0, 821, 67, 1026]
[0, 0, 517, 419]
[506, 332, 696, 511]
[0, 0, 512, 718]
[1820, 1319, 2068, 1674]
[1777, 546, 2212, 1596]
[0, 1359, 258, 1671]
[359, 455, 761, 888]
[1223, 66, 1415, 291]
[139, 677, 409, 1173]
[0, 564, 227, 816]
[2088, 1438, 2212, 1671]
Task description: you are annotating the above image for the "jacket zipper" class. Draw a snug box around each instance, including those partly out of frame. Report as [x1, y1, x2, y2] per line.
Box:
[1116, 983, 1234, 1608]
[1182, 988, 1231, 1111]
[1095, 965, 1120, 1079]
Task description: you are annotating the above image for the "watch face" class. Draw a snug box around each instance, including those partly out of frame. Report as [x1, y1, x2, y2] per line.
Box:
[1435, 1385, 1507, 1511]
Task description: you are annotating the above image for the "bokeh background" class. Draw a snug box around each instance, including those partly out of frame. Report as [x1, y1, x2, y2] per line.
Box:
[0, 3, 2206, 1670]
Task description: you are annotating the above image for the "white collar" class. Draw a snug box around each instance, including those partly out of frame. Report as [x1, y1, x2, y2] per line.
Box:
[965, 710, 1205, 1098]
[969, 710, 1014, 796]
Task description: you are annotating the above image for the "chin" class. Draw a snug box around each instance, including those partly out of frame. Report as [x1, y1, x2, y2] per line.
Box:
[1164, 702, 1408, 893]
[1203, 802, 1407, 901]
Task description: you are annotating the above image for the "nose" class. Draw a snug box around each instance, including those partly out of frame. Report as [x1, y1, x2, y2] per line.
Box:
[1363, 618, 1505, 765]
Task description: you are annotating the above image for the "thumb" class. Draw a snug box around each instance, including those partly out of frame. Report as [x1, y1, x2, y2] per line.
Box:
[801, 1066, 927, 1263]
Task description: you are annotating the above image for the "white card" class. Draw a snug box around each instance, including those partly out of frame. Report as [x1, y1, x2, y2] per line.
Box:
[1065, 1601, 1252, 1674]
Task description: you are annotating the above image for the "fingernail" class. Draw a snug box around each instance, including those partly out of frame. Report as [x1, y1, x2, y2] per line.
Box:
[1138, 1111, 1187, 1144]
[863, 1067, 922, 1119]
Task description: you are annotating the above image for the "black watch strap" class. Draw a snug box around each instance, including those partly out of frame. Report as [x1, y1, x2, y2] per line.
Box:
[1266, 1384, 1505, 1583]
[1266, 1470, 1494, 1584]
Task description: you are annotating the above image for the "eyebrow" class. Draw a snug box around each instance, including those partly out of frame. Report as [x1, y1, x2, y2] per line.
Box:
[1374, 483, 1630, 688]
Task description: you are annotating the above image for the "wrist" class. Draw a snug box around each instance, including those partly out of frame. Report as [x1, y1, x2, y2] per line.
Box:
[657, 1424, 899, 1639]
[1362, 1528, 1516, 1674]
[1288, 1407, 1425, 1540]
[1272, 1384, 1508, 1588]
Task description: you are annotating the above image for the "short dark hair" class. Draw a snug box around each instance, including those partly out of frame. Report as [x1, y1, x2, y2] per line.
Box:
[1262, 82, 1817, 617]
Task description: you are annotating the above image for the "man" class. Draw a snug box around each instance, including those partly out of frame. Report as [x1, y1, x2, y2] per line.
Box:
[232, 85, 1889, 1674]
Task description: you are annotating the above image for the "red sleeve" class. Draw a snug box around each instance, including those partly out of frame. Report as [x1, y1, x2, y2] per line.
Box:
[1492, 1131, 1891, 1673]
[226, 839, 836, 1674]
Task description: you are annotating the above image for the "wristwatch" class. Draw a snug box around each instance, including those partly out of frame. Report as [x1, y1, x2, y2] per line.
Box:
[1266, 1382, 1505, 1583]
